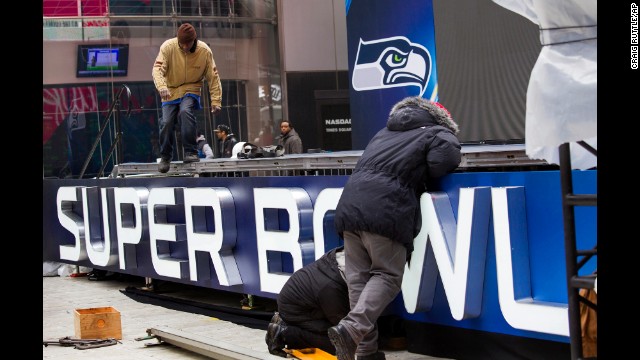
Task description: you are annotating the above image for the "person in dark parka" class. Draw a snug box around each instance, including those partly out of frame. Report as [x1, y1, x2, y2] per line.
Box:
[328, 96, 462, 360]
[265, 246, 349, 356]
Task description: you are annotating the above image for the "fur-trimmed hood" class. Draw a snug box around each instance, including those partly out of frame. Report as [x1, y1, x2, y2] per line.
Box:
[387, 96, 459, 135]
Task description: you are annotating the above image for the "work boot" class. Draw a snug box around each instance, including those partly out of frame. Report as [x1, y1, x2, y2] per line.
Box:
[328, 323, 357, 360]
[265, 321, 288, 357]
[183, 153, 200, 163]
[357, 351, 386, 360]
[158, 157, 171, 173]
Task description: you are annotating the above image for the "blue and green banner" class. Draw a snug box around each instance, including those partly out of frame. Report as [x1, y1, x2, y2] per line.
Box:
[346, 0, 439, 149]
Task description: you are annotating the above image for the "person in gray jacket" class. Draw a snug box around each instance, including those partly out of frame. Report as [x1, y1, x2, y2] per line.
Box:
[329, 96, 462, 360]
[276, 120, 303, 154]
[196, 132, 214, 159]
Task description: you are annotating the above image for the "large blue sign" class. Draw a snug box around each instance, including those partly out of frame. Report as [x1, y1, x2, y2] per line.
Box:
[42, 169, 596, 343]
[346, 0, 440, 149]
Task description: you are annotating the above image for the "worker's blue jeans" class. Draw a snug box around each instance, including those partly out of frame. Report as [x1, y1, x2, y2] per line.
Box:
[159, 96, 198, 160]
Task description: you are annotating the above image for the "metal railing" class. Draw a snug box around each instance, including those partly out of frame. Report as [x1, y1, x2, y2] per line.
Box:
[78, 84, 132, 178]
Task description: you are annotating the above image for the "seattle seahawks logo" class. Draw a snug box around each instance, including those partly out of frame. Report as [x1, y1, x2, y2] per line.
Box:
[352, 36, 432, 97]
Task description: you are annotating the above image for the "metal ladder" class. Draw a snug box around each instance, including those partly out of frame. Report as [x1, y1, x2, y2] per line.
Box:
[558, 141, 597, 360]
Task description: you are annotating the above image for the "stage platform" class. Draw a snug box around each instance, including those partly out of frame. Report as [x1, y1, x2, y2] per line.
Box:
[110, 143, 551, 178]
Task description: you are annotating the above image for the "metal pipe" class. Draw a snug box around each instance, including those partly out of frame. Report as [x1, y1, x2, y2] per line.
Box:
[43, 14, 276, 25]
[146, 326, 283, 359]
[79, 85, 131, 179]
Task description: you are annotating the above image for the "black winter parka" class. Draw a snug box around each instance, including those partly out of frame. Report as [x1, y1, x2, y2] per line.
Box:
[334, 97, 461, 254]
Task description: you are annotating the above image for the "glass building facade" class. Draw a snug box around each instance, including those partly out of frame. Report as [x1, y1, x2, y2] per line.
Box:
[43, 1, 282, 178]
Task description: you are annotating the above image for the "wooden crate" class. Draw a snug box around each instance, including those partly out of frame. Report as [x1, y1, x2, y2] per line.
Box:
[74, 306, 122, 340]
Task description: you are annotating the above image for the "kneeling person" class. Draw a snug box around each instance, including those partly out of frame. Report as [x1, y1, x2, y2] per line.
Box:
[265, 246, 348, 356]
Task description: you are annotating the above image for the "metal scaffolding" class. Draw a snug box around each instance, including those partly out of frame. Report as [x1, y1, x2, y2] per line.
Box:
[559, 142, 597, 360]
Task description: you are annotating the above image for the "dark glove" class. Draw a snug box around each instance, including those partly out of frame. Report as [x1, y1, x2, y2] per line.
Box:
[197, 140, 205, 150]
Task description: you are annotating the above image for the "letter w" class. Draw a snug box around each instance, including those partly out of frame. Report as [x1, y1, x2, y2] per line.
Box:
[402, 187, 491, 320]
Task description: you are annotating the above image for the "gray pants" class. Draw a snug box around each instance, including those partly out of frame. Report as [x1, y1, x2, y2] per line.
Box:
[340, 230, 407, 357]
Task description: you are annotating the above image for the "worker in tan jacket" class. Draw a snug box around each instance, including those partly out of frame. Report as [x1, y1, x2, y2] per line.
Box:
[152, 22, 223, 173]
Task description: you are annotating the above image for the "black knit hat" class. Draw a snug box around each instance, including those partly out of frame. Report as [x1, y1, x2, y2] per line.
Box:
[177, 23, 196, 44]
[214, 124, 231, 134]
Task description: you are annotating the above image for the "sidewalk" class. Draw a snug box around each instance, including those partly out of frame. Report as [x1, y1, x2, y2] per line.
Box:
[43, 275, 448, 360]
